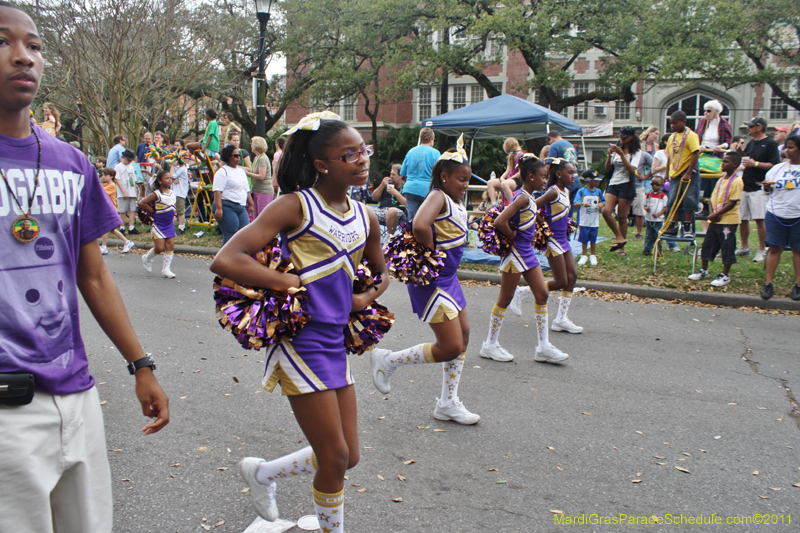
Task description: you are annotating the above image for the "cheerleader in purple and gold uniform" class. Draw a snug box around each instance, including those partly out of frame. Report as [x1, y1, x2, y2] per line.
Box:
[210, 112, 388, 533]
[138, 170, 177, 278]
[370, 140, 480, 425]
[509, 158, 583, 334]
[481, 155, 569, 364]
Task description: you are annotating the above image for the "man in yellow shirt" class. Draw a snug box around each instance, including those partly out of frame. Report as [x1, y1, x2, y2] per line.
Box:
[687, 151, 744, 286]
[665, 110, 701, 237]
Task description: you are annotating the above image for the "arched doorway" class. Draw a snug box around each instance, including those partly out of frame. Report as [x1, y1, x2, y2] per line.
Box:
[664, 94, 732, 132]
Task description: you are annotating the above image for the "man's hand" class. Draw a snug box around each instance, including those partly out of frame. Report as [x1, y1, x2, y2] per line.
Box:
[134, 369, 170, 434]
[743, 158, 756, 168]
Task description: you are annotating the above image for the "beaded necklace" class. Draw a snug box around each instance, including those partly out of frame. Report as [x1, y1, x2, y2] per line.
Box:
[0, 123, 42, 243]
[669, 128, 692, 173]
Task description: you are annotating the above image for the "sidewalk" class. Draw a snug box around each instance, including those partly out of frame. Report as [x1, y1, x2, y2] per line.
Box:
[108, 239, 800, 311]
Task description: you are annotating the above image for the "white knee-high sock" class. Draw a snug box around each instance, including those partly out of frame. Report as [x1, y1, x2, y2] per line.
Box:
[313, 486, 344, 533]
[534, 303, 550, 348]
[163, 251, 174, 270]
[485, 304, 506, 346]
[516, 286, 532, 298]
[555, 290, 573, 321]
[254, 446, 316, 484]
[383, 343, 434, 369]
[143, 249, 155, 261]
[440, 353, 466, 405]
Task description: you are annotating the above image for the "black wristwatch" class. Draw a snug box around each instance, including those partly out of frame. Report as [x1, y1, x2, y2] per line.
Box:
[127, 354, 156, 375]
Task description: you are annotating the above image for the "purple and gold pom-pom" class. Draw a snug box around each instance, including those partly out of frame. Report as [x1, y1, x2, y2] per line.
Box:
[566, 218, 577, 240]
[138, 209, 154, 226]
[345, 258, 395, 354]
[533, 211, 554, 253]
[383, 222, 446, 286]
[476, 206, 516, 256]
[213, 239, 309, 350]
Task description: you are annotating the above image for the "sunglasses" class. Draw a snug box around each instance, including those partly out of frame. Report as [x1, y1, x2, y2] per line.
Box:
[320, 145, 374, 164]
[231, 153, 241, 157]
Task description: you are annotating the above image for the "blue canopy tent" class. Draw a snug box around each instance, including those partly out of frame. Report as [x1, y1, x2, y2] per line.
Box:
[423, 93, 583, 140]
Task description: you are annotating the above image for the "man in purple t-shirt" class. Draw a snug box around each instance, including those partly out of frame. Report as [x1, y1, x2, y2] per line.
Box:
[0, 4, 170, 531]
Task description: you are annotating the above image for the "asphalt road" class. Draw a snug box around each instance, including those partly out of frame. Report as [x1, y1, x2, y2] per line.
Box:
[83, 251, 799, 533]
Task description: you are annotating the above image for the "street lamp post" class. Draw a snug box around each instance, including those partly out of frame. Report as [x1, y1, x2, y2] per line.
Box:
[254, 0, 274, 137]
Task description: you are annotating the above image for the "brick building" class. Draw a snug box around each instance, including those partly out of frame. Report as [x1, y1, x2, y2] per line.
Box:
[286, 45, 796, 167]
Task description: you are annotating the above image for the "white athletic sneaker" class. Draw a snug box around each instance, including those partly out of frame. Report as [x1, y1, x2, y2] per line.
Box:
[479, 341, 514, 362]
[551, 317, 583, 333]
[99, 245, 108, 255]
[121, 240, 135, 253]
[142, 254, 153, 272]
[370, 348, 395, 394]
[162, 268, 176, 279]
[534, 343, 569, 363]
[508, 288, 528, 317]
[238, 457, 278, 522]
[710, 273, 731, 287]
[752, 249, 767, 262]
[577, 255, 588, 266]
[688, 269, 709, 281]
[433, 398, 480, 425]
[589, 255, 598, 266]
[735, 247, 751, 257]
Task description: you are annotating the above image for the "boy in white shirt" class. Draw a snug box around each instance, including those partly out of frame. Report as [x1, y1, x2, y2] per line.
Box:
[642, 177, 668, 255]
[574, 170, 605, 266]
[113, 149, 141, 234]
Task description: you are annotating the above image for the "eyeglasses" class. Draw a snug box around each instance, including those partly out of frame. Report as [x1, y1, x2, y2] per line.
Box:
[320, 145, 374, 164]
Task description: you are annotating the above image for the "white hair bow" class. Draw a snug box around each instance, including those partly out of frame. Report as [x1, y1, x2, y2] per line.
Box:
[284, 111, 341, 135]
[438, 133, 469, 163]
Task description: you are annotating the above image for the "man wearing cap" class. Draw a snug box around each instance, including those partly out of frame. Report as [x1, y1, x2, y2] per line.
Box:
[114, 148, 142, 234]
[735, 116, 780, 262]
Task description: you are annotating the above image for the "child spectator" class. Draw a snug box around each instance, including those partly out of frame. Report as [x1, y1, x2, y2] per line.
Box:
[99, 168, 136, 254]
[113, 149, 141, 234]
[688, 151, 744, 287]
[94, 156, 106, 174]
[201, 108, 220, 157]
[642, 177, 668, 256]
[171, 154, 189, 235]
[574, 170, 605, 266]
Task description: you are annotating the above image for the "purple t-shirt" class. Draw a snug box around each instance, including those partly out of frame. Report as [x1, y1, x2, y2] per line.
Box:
[0, 125, 121, 395]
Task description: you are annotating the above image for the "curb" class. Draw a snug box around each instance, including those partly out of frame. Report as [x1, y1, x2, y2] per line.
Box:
[456, 270, 800, 312]
[108, 240, 800, 311]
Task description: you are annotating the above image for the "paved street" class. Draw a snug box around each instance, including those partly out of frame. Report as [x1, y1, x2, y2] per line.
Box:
[84, 252, 798, 533]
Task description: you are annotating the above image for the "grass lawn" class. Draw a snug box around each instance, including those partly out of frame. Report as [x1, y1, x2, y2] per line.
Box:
[460, 222, 799, 299]
[121, 219, 798, 299]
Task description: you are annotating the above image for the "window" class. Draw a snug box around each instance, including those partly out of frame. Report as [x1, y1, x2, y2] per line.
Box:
[471, 85, 483, 105]
[664, 94, 731, 132]
[453, 86, 467, 110]
[574, 81, 590, 120]
[419, 87, 436, 121]
[770, 81, 790, 120]
[615, 100, 631, 120]
[342, 95, 356, 122]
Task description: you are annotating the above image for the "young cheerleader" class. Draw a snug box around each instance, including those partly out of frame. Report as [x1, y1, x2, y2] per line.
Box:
[508, 159, 583, 334]
[211, 111, 389, 532]
[370, 139, 480, 425]
[480, 156, 569, 363]
[138, 170, 178, 278]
